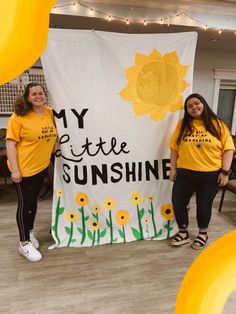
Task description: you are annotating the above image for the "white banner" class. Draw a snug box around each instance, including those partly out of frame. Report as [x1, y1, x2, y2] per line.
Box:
[41, 29, 197, 247]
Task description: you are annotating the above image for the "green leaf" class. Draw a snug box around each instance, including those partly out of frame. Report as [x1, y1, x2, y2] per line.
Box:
[87, 230, 93, 240]
[70, 239, 76, 243]
[99, 228, 106, 238]
[51, 225, 56, 231]
[106, 218, 110, 227]
[148, 209, 152, 214]
[78, 207, 83, 213]
[131, 227, 141, 240]
[65, 226, 71, 235]
[113, 238, 118, 242]
[155, 228, 163, 237]
[77, 227, 83, 234]
[139, 208, 145, 219]
[58, 207, 64, 215]
[118, 229, 124, 238]
[85, 215, 89, 221]
[164, 223, 172, 230]
[92, 213, 97, 220]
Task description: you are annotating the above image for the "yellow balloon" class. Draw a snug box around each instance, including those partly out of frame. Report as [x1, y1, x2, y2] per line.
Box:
[175, 230, 236, 314]
[0, 0, 57, 85]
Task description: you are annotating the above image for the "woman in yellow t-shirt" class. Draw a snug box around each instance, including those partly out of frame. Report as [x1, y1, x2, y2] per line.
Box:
[6, 83, 57, 262]
[169, 93, 234, 250]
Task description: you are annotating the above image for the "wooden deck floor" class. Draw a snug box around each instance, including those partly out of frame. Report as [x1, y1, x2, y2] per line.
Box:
[0, 182, 236, 314]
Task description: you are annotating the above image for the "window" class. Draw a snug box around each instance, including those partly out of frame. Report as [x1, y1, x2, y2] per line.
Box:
[213, 69, 236, 135]
[217, 86, 236, 130]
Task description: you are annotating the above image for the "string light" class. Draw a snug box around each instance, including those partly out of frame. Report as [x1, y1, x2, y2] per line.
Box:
[72, 2, 78, 10]
[52, 0, 236, 35]
[167, 18, 170, 27]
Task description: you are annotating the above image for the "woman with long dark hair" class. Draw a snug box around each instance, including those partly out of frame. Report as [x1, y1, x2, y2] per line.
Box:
[169, 93, 234, 249]
[6, 83, 57, 261]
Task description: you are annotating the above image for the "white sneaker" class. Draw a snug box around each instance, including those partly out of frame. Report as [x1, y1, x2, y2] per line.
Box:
[18, 241, 42, 262]
[29, 231, 39, 249]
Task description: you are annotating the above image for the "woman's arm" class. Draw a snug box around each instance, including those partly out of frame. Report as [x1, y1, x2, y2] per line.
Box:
[170, 148, 178, 182]
[217, 149, 234, 186]
[6, 139, 22, 182]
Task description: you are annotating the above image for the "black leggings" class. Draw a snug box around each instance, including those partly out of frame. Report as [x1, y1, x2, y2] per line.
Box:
[15, 168, 48, 241]
[172, 169, 219, 230]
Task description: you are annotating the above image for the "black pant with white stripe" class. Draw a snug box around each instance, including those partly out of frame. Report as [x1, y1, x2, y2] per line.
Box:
[15, 168, 48, 242]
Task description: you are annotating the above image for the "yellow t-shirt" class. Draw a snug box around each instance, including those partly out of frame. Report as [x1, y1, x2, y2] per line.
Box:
[6, 107, 57, 177]
[169, 118, 235, 171]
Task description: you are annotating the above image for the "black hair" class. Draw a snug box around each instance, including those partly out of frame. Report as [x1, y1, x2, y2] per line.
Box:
[176, 93, 224, 144]
[14, 83, 46, 116]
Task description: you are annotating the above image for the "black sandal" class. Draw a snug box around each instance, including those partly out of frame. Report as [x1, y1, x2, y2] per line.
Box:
[191, 231, 208, 250]
[170, 230, 190, 246]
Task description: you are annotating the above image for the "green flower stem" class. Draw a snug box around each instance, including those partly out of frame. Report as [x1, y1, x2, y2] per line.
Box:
[167, 220, 171, 239]
[80, 206, 86, 245]
[92, 230, 96, 246]
[122, 225, 126, 243]
[54, 197, 62, 245]
[109, 210, 113, 244]
[96, 215, 100, 245]
[150, 201, 157, 236]
[67, 222, 73, 246]
[137, 205, 143, 239]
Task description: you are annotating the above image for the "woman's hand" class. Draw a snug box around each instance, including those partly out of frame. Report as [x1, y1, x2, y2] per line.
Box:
[217, 173, 229, 187]
[170, 149, 178, 182]
[11, 170, 22, 183]
[6, 139, 22, 183]
[170, 169, 177, 182]
[218, 150, 234, 186]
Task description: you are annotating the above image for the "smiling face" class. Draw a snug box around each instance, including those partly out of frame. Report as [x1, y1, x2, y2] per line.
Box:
[186, 97, 204, 119]
[27, 85, 46, 109]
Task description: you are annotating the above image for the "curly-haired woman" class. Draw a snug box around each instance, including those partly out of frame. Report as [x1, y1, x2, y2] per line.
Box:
[6, 83, 57, 261]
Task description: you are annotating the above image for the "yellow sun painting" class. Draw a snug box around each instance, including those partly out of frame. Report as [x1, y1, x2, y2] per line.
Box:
[120, 49, 189, 121]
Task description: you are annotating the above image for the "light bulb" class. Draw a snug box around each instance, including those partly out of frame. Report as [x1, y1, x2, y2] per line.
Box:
[72, 2, 77, 10]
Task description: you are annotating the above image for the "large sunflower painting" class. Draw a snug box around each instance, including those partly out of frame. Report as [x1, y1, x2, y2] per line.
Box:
[120, 49, 189, 121]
